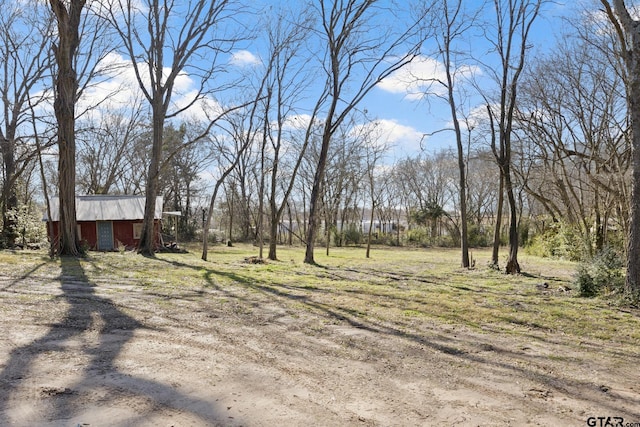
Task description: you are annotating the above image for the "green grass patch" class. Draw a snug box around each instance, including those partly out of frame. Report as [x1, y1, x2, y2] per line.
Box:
[1, 244, 639, 352]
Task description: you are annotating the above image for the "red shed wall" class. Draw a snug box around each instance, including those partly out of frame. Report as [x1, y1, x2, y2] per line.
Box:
[113, 220, 138, 249]
[79, 221, 97, 249]
[47, 220, 161, 251]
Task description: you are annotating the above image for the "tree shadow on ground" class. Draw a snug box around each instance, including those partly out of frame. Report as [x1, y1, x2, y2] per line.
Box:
[160, 256, 640, 418]
[139, 254, 640, 418]
[0, 256, 229, 425]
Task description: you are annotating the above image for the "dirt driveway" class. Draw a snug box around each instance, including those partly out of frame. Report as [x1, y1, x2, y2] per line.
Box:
[0, 250, 639, 426]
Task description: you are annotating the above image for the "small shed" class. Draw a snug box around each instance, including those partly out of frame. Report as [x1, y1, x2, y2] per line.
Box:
[44, 195, 164, 251]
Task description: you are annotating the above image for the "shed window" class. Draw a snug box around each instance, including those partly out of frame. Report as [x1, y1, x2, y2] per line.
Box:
[133, 223, 143, 239]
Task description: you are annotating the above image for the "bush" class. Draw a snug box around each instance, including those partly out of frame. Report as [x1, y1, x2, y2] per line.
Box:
[467, 223, 490, 247]
[4, 205, 48, 248]
[406, 227, 430, 247]
[526, 222, 586, 261]
[370, 232, 400, 246]
[434, 234, 457, 248]
[575, 247, 624, 297]
[344, 225, 362, 246]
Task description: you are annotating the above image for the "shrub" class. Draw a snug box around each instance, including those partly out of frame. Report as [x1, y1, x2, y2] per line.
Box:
[406, 227, 430, 247]
[526, 222, 586, 261]
[575, 247, 624, 297]
[344, 225, 362, 246]
[4, 205, 48, 248]
[434, 234, 457, 248]
[370, 232, 400, 246]
[467, 223, 490, 247]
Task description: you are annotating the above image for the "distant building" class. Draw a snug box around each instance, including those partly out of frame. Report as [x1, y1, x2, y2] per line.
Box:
[44, 195, 163, 251]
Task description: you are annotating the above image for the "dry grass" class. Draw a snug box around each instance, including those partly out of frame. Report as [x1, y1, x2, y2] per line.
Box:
[1, 244, 638, 348]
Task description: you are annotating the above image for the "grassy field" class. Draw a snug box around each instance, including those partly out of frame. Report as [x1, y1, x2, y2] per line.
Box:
[2, 243, 637, 347]
[2, 243, 640, 425]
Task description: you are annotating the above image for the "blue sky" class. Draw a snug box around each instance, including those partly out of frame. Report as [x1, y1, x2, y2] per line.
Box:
[73, 0, 574, 163]
[358, 0, 573, 160]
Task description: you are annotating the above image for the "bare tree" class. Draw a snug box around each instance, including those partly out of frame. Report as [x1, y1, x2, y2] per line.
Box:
[49, 0, 87, 256]
[481, 0, 544, 273]
[598, 0, 640, 298]
[201, 100, 266, 261]
[515, 32, 628, 258]
[261, 6, 316, 261]
[317, 116, 368, 255]
[77, 101, 145, 194]
[376, 168, 403, 246]
[49, 0, 115, 255]
[0, 2, 54, 247]
[104, 0, 245, 255]
[425, 0, 482, 267]
[162, 121, 213, 239]
[466, 150, 500, 229]
[363, 126, 389, 259]
[304, 0, 428, 264]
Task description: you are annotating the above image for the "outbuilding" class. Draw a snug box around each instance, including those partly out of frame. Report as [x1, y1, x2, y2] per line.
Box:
[44, 195, 164, 251]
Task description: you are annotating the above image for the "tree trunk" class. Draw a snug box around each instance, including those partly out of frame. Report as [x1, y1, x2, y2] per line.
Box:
[138, 110, 164, 255]
[257, 166, 265, 260]
[228, 190, 234, 245]
[268, 216, 278, 260]
[504, 165, 521, 274]
[50, 0, 85, 256]
[627, 121, 640, 298]
[599, 0, 640, 297]
[491, 172, 504, 268]
[623, 5, 640, 297]
[305, 130, 332, 264]
[457, 153, 470, 267]
[1, 136, 18, 247]
[288, 205, 293, 246]
[620, 1, 640, 299]
[366, 202, 375, 258]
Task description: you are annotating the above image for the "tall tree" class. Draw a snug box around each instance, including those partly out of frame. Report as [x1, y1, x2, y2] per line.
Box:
[261, 5, 315, 261]
[0, 2, 53, 247]
[482, 0, 544, 273]
[427, 0, 480, 267]
[363, 124, 389, 259]
[317, 116, 368, 255]
[304, 0, 427, 264]
[601, 0, 640, 298]
[49, 0, 87, 256]
[105, 0, 244, 255]
[201, 103, 264, 261]
[515, 32, 628, 258]
[163, 122, 212, 239]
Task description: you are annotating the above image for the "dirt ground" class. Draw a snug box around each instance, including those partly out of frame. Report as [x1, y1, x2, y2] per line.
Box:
[0, 252, 639, 426]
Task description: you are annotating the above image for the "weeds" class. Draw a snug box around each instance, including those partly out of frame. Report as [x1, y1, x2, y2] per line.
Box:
[575, 247, 624, 297]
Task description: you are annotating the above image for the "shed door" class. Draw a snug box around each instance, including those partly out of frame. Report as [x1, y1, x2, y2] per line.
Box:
[97, 221, 114, 250]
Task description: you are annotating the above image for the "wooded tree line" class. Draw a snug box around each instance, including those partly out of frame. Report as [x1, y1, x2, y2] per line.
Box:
[1, 0, 639, 297]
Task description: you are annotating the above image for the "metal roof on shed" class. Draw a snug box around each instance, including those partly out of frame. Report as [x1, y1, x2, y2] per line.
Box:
[44, 196, 163, 221]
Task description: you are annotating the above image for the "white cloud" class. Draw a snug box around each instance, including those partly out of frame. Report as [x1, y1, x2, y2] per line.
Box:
[378, 55, 480, 101]
[445, 104, 492, 132]
[353, 119, 424, 154]
[230, 50, 262, 67]
[375, 119, 424, 153]
[78, 53, 139, 113]
[378, 56, 446, 99]
[174, 92, 226, 122]
[280, 114, 319, 131]
[75, 52, 208, 121]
